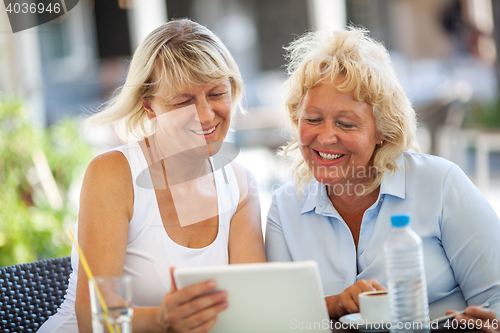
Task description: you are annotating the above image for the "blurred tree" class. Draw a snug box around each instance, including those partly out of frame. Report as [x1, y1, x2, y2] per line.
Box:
[0, 97, 93, 266]
[468, 97, 500, 129]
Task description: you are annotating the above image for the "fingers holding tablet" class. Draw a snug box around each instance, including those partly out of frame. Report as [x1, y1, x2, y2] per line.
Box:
[158, 268, 229, 332]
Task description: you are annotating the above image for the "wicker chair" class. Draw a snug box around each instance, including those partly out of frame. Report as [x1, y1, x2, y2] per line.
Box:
[0, 256, 72, 333]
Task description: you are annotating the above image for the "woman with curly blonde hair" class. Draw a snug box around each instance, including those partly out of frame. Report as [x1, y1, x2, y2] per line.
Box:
[266, 27, 500, 320]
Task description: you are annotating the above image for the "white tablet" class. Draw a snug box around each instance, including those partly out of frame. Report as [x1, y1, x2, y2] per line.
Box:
[174, 261, 330, 333]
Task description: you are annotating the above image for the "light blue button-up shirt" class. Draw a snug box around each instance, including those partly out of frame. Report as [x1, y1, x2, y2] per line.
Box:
[265, 152, 500, 318]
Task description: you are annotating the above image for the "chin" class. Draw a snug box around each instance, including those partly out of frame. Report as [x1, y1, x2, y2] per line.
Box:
[314, 178, 339, 187]
[311, 171, 335, 184]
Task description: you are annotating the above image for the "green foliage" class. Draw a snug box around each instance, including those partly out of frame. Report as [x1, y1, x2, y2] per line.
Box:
[0, 97, 94, 266]
[467, 97, 500, 128]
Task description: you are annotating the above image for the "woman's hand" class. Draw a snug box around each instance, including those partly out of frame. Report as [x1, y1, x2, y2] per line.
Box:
[448, 307, 500, 333]
[326, 279, 386, 318]
[158, 268, 228, 333]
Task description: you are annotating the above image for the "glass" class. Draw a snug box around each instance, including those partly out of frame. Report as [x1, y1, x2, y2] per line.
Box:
[89, 275, 133, 333]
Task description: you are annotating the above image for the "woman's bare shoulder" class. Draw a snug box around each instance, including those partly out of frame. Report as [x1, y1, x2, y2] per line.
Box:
[85, 151, 131, 181]
[82, 151, 134, 208]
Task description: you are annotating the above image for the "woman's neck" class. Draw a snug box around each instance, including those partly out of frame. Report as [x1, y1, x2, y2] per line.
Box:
[147, 135, 211, 184]
[327, 184, 380, 214]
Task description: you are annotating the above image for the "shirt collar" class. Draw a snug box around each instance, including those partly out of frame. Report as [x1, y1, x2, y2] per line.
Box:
[300, 154, 406, 214]
[379, 154, 406, 199]
[300, 181, 327, 214]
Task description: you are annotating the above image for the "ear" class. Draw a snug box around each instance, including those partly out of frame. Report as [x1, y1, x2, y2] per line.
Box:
[376, 132, 386, 146]
[143, 99, 156, 121]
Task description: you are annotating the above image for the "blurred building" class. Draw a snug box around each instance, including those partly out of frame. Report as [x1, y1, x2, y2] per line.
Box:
[1, 0, 496, 139]
[0, 0, 347, 142]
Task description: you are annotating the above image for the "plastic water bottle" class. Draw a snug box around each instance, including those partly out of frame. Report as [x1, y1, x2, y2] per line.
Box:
[384, 215, 430, 333]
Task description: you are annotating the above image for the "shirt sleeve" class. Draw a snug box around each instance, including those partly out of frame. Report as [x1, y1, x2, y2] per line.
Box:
[441, 164, 500, 315]
[265, 192, 293, 262]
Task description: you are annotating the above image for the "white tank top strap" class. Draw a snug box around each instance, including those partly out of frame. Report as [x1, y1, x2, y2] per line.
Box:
[214, 159, 240, 244]
[108, 141, 240, 249]
[37, 141, 241, 332]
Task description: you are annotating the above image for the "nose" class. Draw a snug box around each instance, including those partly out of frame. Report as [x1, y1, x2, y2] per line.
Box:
[317, 122, 339, 145]
[194, 98, 215, 125]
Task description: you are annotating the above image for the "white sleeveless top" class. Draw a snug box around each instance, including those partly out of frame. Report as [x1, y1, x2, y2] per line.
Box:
[38, 141, 240, 332]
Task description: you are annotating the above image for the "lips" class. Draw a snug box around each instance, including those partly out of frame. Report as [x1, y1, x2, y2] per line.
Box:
[314, 149, 345, 159]
[317, 151, 344, 160]
[193, 126, 216, 135]
[191, 123, 219, 138]
[312, 149, 347, 165]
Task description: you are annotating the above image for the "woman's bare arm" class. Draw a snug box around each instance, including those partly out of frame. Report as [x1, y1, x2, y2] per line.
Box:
[227, 162, 266, 264]
[75, 151, 136, 332]
[75, 151, 232, 333]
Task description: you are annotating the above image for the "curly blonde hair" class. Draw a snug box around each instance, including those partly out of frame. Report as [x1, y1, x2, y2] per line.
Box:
[86, 19, 244, 140]
[282, 27, 419, 196]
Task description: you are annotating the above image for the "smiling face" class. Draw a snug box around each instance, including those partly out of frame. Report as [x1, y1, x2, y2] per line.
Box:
[298, 80, 383, 189]
[143, 78, 232, 157]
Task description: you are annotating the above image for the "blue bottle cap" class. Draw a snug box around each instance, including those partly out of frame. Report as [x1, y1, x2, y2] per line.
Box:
[391, 214, 410, 227]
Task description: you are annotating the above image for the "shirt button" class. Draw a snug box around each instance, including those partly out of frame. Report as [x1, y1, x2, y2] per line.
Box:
[359, 249, 364, 254]
[369, 213, 375, 219]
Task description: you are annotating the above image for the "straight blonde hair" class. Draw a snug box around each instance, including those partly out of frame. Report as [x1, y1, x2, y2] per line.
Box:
[86, 19, 244, 140]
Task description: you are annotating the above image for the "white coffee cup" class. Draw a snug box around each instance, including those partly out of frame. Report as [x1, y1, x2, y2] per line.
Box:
[358, 290, 390, 322]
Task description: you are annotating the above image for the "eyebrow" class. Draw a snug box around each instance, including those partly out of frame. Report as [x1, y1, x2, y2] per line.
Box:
[168, 83, 227, 102]
[337, 110, 361, 119]
[302, 106, 361, 119]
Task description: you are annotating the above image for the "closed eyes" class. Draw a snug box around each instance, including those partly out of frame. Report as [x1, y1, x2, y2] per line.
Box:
[336, 122, 354, 128]
[173, 92, 227, 107]
[174, 99, 192, 106]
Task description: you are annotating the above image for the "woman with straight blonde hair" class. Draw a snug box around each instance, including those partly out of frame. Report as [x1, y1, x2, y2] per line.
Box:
[39, 19, 265, 333]
[266, 27, 500, 320]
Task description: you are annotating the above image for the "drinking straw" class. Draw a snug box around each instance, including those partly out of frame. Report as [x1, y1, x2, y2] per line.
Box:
[67, 229, 117, 333]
